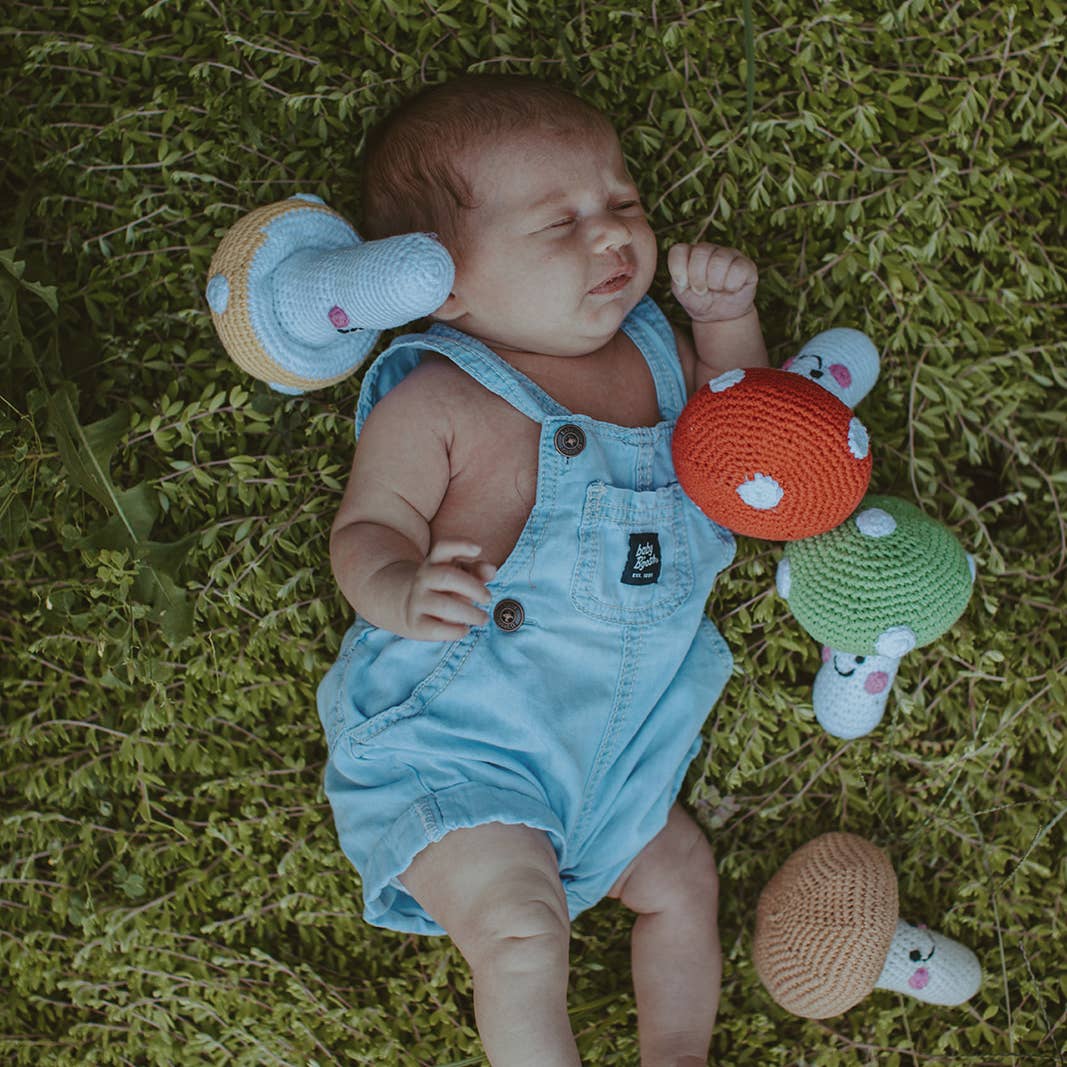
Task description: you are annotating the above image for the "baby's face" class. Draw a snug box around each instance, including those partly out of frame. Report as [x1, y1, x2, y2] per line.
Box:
[439, 125, 658, 358]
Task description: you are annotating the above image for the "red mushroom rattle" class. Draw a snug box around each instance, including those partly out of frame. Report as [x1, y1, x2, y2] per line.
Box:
[672, 329, 877, 540]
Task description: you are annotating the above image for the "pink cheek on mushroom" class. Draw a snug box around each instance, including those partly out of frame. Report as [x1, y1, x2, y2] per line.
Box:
[782, 356, 795, 370]
[328, 305, 350, 329]
[822, 646, 832, 663]
[830, 364, 852, 389]
[865, 671, 890, 694]
[908, 968, 930, 990]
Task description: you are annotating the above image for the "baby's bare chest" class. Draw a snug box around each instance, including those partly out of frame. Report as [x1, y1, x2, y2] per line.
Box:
[428, 358, 664, 567]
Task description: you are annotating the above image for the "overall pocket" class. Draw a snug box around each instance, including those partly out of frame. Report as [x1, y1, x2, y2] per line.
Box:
[318, 620, 470, 756]
[570, 481, 694, 625]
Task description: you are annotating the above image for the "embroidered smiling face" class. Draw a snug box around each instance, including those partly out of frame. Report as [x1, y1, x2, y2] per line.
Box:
[781, 327, 881, 409]
[821, 648, 892, 695]
[783, 351, 852, 393]
[877, 917, 983, 1006]
[811, 646, 900, 739]
[901, 921, 937, 989]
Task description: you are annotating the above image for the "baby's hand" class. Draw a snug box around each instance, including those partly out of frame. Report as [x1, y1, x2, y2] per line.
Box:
[668, 243, 758, 324]
[402, 540, 497, 642]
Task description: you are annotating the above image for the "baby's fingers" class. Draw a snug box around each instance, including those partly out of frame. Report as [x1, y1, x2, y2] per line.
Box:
[470, 560, 498, 583]
[667, 243, 693, 290]
[424, 562, 492, 606]
[418, 591, 489, 628]
[426, 539, 484, 565]
[720, 252, 757, 293]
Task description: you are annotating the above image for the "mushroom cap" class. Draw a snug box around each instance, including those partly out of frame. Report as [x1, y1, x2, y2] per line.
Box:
[207, 196, 376, 393]
[754, 832, 899, 1019]
[672, 367, 872, 541]
[780, 495, 974, 655]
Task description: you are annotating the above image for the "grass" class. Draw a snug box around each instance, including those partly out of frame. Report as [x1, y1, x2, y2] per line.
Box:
[2, 0, 1065, 1063]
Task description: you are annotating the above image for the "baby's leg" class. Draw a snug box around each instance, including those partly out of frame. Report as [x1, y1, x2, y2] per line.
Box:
[400, 821, 581, 1067]
[608, 804, 721, 1067]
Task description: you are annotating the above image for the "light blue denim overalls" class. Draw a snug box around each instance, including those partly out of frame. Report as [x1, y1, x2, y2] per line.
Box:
[318, 296, 736, 934]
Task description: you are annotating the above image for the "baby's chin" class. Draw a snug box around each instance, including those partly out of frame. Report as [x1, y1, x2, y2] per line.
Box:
[462, 284, 651, 358]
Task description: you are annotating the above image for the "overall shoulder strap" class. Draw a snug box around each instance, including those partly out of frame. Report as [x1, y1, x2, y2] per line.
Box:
[620, 296, 688, 422]
[354, 324, 567, 436]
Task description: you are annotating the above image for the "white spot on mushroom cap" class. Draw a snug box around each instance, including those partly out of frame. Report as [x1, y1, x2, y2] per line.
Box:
[708, 368, 746, 393]
[206, 274, 230, 314]
[876, 626, 918, 657]
[776, 557, 792, 599]
[848, 417, 870, 459]
[737, 473, 784, 510]
[856, 507, 897, 537]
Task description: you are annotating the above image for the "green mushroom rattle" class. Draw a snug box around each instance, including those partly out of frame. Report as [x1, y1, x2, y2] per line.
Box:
[775, 495, 976, 739]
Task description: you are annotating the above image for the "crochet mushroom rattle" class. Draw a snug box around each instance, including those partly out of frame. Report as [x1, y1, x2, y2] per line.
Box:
[753, 832, 982, 1018]
[671, 329, 878, 541]
[205, 195, 454, 394]
[776, 496, 976, 739]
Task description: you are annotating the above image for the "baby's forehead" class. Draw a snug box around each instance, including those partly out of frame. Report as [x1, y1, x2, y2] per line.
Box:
[462, 125, 631, 208]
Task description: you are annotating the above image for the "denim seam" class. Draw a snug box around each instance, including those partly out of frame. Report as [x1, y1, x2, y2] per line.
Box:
[572, 625, 641, 846]
[340, 630, 482, 752]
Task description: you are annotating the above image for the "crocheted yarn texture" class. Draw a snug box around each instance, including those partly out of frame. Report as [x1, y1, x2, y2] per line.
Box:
[753, 832, 899, 1019]
[208, 197, 364, 393]
[783, 495, 973, 655]
[671, 367, 872, 540]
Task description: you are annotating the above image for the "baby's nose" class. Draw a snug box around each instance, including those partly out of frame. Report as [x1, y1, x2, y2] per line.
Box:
[590, 212, 631, 251]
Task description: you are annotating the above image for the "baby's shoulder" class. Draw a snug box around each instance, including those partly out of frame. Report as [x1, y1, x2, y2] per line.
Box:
[361, 352, 499, 453]
[368, 352, 472, 420]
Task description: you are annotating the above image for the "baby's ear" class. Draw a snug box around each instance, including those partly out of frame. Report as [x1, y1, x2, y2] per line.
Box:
[431, 291, 467, 322]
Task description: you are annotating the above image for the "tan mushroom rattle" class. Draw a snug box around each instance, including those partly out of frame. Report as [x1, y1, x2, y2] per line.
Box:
[205, 195, 454, 394]
[753, 832, 982, 1018]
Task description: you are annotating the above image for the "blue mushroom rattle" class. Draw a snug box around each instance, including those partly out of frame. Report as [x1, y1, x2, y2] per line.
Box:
[205, 195, 454, 393]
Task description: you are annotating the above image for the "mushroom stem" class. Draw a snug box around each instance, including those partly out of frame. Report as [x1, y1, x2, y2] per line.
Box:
[271, 233, 454, 345]
[781, 327, 881, 408]
[813, 647, 901, 739]
[875, 919, 982, 1006]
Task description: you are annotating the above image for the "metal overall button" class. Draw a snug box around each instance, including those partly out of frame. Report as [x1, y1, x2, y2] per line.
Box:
[554, 424, 586, 457]
[493, 598, 525, 632]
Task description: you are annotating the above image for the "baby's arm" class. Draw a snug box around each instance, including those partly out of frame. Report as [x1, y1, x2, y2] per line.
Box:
[329, 376, 495, 640]
[668, 243, 769, 392]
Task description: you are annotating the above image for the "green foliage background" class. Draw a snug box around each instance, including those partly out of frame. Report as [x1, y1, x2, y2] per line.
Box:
[2, 1, 1065, 1063]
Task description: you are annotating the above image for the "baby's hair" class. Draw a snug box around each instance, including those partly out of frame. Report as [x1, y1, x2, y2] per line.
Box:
[360, 74, 613, 257]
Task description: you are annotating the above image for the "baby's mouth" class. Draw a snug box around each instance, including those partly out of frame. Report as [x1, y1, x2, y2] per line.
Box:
[589, 267, 634, 294]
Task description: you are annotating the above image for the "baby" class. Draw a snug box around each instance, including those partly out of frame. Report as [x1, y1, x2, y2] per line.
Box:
[318, 74, 768, 1067]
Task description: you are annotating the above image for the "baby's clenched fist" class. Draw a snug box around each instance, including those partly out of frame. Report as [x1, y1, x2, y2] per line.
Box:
[668, 243, 758, 324]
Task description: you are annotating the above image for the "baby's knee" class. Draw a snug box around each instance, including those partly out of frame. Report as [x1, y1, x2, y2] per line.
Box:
[464, 888, 571, 978]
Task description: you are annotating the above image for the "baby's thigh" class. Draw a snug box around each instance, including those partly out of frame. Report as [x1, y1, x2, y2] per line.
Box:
[400, 822, 570, 964]
[608, 804, 719, 915]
